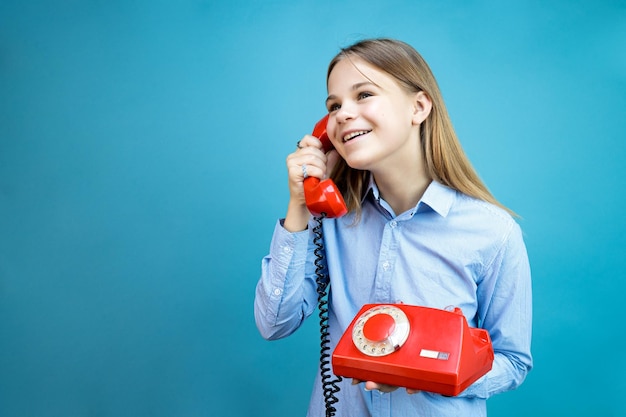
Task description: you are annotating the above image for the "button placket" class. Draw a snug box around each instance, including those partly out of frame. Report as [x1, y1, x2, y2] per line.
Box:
[374, 220, 400, 301]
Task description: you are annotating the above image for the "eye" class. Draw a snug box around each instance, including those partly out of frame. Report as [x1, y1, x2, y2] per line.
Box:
[357, 91, 373, 100]
[328, 102, 341, 112]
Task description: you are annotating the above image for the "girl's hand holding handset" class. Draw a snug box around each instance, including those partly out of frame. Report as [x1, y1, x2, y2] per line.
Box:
[284, 135, 339, 232]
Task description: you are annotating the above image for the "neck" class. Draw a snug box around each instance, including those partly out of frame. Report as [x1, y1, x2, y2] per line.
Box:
[373, 166, 431, 215]
[368, 126, 431, 215]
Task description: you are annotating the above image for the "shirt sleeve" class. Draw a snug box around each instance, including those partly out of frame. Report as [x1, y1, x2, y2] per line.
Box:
[458, 221, 533, 398]
[254, 219, 320, 340]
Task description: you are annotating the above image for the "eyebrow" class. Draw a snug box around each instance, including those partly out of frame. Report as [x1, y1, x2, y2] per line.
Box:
[325, 81, 379, 105]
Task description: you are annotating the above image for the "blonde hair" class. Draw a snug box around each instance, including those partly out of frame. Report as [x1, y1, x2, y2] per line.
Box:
[326, 38, 515, 218]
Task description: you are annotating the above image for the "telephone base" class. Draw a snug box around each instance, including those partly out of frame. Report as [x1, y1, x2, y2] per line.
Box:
[332, 304, 494, 396]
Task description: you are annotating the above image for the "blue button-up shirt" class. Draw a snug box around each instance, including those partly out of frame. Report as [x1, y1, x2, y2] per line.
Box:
[255, 180, 532, 417]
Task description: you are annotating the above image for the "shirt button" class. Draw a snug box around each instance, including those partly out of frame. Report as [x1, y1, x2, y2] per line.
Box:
[283, 245, 293, 254]
[389, 220, 397, 228]
[382, 261, 391, 271]
[273, 288, 283, 296]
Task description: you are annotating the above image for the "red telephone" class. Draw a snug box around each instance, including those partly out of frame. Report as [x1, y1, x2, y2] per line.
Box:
[332, 304, 494, 396]
[304, 115, 348, 218]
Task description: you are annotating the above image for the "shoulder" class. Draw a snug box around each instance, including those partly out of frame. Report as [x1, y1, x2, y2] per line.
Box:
[447, 189, 522, 248]
[449, 193, 528, 279]
[425, 182, 516, 231]
[458, 193, 515, 226]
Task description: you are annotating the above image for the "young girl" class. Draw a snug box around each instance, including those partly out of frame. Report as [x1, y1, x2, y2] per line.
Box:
[254, 38, 532, 417]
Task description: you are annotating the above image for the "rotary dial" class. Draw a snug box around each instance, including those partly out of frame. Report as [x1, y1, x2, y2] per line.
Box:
[352, 305, 410, 357]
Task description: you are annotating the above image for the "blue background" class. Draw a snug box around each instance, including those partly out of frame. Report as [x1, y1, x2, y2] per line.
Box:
[1, 1, 625, 416]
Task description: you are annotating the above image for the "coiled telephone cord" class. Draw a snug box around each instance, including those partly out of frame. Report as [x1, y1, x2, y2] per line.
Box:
[313, 214, 342, 417]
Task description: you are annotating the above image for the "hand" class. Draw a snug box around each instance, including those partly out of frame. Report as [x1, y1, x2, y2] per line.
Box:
[352, 379, 421, 395]
[283, 135, 328, 232]
[286, 135, 328, 198]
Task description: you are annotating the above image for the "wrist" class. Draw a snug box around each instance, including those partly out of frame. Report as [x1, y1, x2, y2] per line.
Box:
[284, 200, 310, 232]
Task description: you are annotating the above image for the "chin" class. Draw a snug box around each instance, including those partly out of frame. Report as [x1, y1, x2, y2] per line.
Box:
[344, 156, 373, 172]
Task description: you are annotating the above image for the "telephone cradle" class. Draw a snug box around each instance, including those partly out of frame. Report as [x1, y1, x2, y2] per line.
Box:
[331, 304, 494, 396]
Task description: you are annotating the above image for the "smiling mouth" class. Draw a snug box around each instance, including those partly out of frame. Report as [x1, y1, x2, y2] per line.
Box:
[343, 130, 371, 143]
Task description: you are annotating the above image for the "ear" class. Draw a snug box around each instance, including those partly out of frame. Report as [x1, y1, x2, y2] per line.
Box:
[411, 91, 432, 125]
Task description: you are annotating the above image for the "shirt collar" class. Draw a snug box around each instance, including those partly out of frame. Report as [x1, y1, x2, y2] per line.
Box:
[419, 180, 455, 217]
[364, 176, 455, 218]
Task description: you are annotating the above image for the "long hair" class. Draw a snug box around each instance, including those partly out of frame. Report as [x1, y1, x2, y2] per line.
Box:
[326, 38, 515, 218]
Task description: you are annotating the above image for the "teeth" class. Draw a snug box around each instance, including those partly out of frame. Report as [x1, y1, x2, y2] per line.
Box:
[343, 130, 370, 142]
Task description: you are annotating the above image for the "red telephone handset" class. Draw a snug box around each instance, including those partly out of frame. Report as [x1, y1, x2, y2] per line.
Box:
[304, 115, 348, 218]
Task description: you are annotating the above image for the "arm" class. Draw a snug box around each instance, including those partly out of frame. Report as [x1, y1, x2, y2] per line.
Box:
[254, 220, 320, 340]
[459, 222, 533, 398]
[255, 133, 334, 339]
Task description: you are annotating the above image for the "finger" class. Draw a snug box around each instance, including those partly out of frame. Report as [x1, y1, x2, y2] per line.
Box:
[295, 135, 324, 151]
[377, 384, 399, 393]
[287, 160, 325, 183]
[286, 152, 327, 181]
[288, 143, 326, 165]
[406, 388, 421, 395]
[364, 381, 399, 393]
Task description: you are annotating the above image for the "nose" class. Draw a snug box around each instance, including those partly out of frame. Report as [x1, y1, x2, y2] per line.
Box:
[335, 102, 356, 123]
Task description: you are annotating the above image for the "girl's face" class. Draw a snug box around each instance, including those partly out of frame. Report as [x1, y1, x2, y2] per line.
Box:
[325, 56, 429, 175]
